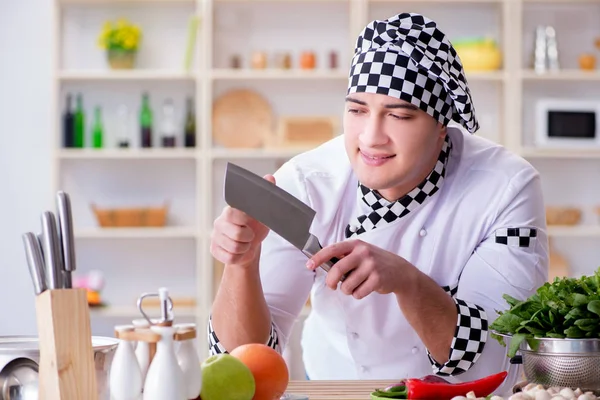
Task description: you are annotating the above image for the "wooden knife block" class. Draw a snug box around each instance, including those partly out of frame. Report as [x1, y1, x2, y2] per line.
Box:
[35, 288, 98, 400]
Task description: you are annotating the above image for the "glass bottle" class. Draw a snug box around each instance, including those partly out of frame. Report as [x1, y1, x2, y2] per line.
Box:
[140, 92, 153, 148]
[74, 93, 85, 148]
[184, 97, 195, 148]
[63, 94, 75, 148]
[92, 106, 103, 149]
[161, 98, 177, 148]
[116, 104, 131, 148]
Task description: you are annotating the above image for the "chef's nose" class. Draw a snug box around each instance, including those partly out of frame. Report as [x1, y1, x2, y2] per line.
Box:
[360, 115, 389, 147]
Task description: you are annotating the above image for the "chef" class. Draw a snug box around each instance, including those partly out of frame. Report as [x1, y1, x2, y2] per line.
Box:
[207, 12, 549, 391]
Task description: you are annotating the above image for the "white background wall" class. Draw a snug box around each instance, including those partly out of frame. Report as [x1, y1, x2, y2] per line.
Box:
[0, 0, 53, 335]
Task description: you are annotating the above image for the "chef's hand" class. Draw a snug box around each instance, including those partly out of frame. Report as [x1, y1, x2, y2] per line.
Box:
[210, 174, 276, 268]
[305, 239, 409, 299]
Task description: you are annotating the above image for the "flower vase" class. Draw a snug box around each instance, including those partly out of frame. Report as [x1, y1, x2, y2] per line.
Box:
[107, 49, 136, 70]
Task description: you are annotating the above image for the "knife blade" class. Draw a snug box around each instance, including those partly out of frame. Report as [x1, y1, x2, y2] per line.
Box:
[41, 211, 64, 289]
[22, 232, 47, 295]
[56, 191, 76, 288]
[224, 162, 344, 278]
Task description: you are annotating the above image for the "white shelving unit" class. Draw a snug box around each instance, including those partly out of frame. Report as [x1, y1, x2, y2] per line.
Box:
[51, 0, 600, 372]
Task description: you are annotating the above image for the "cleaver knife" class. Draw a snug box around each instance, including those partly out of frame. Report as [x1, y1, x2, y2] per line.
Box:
[224, 162, 346, 279]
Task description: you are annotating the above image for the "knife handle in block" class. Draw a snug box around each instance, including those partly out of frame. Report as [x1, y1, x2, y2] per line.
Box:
[35, 288, 98, 400]
[302, 234, 349, 281]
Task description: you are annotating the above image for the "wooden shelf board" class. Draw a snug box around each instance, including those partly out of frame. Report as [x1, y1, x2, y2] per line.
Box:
[520, 148, 600, 159]
[211, 147, 316, 159]
[210, 69, 348, 80]
[58, 148, 198, 160]
[371, 0, 502, 3]
[75, 227, 198, 239]
[90, 305, 197, 318]
[548, 226, 600, 237]
[59, 70, 196, 81]
[521, 69, 600, 81]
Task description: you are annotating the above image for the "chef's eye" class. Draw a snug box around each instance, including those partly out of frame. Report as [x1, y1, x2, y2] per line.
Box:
[390, 113, 411, 120]
[347, 108, 361, 114]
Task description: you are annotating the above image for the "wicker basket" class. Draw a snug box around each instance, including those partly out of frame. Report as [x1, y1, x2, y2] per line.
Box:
[546, 206, 581, 225]
[91, 203, 168, 227]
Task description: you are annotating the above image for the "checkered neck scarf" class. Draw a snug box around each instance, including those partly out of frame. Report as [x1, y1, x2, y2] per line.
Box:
[345, 134, 452, 238]
[348, 13, 479, 134]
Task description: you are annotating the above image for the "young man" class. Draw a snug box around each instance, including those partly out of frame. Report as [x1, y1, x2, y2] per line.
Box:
[207, 12, 548, 391]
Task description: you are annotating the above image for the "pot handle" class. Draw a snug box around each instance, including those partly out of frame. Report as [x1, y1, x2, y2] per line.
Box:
[510, 355, 523, 365]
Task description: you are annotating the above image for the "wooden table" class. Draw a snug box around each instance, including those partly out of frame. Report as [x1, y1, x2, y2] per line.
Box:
[285, 380, 397, 400]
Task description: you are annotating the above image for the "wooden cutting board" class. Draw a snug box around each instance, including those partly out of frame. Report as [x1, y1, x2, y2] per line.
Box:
[285, 380, 396, 400]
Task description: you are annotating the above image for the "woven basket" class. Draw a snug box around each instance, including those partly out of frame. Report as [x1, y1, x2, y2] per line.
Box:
[91, 203, 168, 227]
[546, 207, 581, 225]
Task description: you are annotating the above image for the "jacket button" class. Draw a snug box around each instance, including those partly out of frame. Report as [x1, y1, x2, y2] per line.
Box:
[419, 229, 427, 237]
[360, 365, 369, 373]
[412, 346, 419, 354]
[350, 332, 359, 340]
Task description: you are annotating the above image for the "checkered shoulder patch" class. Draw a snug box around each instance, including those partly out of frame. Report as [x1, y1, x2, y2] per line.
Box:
[207, 314, 281, 355]
[441, 282, 458, 298]
[495, 227, 537, 248]
[427, 298, 488, 376]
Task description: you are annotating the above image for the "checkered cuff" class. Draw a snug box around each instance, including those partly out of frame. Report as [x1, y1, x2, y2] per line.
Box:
[207, 314, 281, 355]
[495, 227, 537, 248]
[427, 298, 488, 376]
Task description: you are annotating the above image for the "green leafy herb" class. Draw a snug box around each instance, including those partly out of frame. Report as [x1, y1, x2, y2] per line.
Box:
[490, 268, 600, 357]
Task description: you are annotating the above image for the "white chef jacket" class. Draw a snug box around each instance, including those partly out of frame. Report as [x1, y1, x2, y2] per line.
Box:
[208, 126, 549, 392]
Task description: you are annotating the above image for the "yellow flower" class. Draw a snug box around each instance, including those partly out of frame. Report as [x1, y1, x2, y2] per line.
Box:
[98, 18, 142, 51]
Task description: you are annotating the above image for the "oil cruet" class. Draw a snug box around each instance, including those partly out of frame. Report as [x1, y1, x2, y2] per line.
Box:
[175, 322, 202, 399]
[109, 325, 143, 400]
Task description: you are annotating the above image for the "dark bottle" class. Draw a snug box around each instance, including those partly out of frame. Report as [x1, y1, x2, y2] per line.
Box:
[140, 92, 153, 148]
[92, 106, 104, 149]
[63, 94, 75, 148]
[184, 97, 196, 148]
[74, 94, 85, 148]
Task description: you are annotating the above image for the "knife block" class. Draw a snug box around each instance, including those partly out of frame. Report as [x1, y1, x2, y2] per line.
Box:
[35, 288, 98, 400]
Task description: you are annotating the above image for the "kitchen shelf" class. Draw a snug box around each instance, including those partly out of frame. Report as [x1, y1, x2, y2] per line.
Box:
[58, 148, 198, 160]
[75, 227, 198, 239]
[370, 0, 502, 3]
[210, 69, 348, 80]
[520, 70, 600, 82]
[58, 70, 197, 81]
[90, 305, 198, 318]
[520, 148, 600, 159]
[548, 226, 600, 237]
[211, 147, 316, 159]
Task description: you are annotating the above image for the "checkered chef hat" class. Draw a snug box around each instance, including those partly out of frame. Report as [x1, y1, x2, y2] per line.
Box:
[347, 13, 479, 133]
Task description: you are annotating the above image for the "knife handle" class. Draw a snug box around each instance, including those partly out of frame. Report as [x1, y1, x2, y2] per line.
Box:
[302, 234, 348, 281]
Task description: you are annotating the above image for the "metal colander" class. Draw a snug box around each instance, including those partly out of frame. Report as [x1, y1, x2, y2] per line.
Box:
[508, 334, 600, 391]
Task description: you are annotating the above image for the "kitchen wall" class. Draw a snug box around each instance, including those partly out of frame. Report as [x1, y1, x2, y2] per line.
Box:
[0, 0, 54, 335]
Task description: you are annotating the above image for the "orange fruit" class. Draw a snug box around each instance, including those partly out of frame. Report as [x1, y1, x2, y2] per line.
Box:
[230, 343, 289, 400]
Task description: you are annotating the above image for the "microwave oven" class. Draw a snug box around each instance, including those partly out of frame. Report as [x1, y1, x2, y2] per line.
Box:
[535, 99, 600, 147]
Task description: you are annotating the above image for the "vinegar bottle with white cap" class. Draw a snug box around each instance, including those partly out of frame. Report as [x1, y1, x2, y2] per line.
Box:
[132, 318, 151, 384]
[110, 325, 143, 400]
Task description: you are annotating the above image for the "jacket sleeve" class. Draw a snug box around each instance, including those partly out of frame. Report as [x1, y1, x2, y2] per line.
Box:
[207, 159, 316, 354]
[427, 165, 549, 381]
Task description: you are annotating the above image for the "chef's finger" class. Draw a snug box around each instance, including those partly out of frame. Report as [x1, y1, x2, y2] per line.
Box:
[324, 252, 361, 290]
[222, 205, 258, 227]
[210, 242, 247, 265]
[263, 174, 276, 185]
[351, 275, 377, 300]
[217, 219, 255, 243]
[338, 262, 369, 296]
[306, 240, 357, 271]
[214, 231, 253, 255]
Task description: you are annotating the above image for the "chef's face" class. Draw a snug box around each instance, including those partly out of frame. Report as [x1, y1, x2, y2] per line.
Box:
[343, 92, 447, 201]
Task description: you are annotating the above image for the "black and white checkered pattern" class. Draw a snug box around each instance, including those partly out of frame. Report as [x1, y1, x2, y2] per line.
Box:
[442, 282, 458, 298]
[207, 314, 281, 355]
[427, 298, 488, 376]
[348, 13, 479, 134]
[495, 227, 537, 248]
[345, 135, 451, 238]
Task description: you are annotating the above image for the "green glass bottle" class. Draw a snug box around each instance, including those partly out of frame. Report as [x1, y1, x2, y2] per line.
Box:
[184, 97, 196, 148]
[92, 106, 104, 149]
[74, 94, 85, 148]
[140, 92, 153, 148]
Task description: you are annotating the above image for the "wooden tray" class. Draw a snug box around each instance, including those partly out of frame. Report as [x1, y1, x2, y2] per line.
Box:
[212, 89, 274, 148]
[91, 203, 168, 227]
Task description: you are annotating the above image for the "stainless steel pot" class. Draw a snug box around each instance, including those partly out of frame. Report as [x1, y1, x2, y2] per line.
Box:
[0, 336, 119, 400]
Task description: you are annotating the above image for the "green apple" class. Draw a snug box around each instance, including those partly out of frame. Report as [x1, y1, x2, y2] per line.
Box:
[200, 354, 256, 400]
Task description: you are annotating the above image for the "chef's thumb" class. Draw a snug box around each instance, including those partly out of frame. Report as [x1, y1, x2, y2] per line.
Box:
[263, 174, 276, 185]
